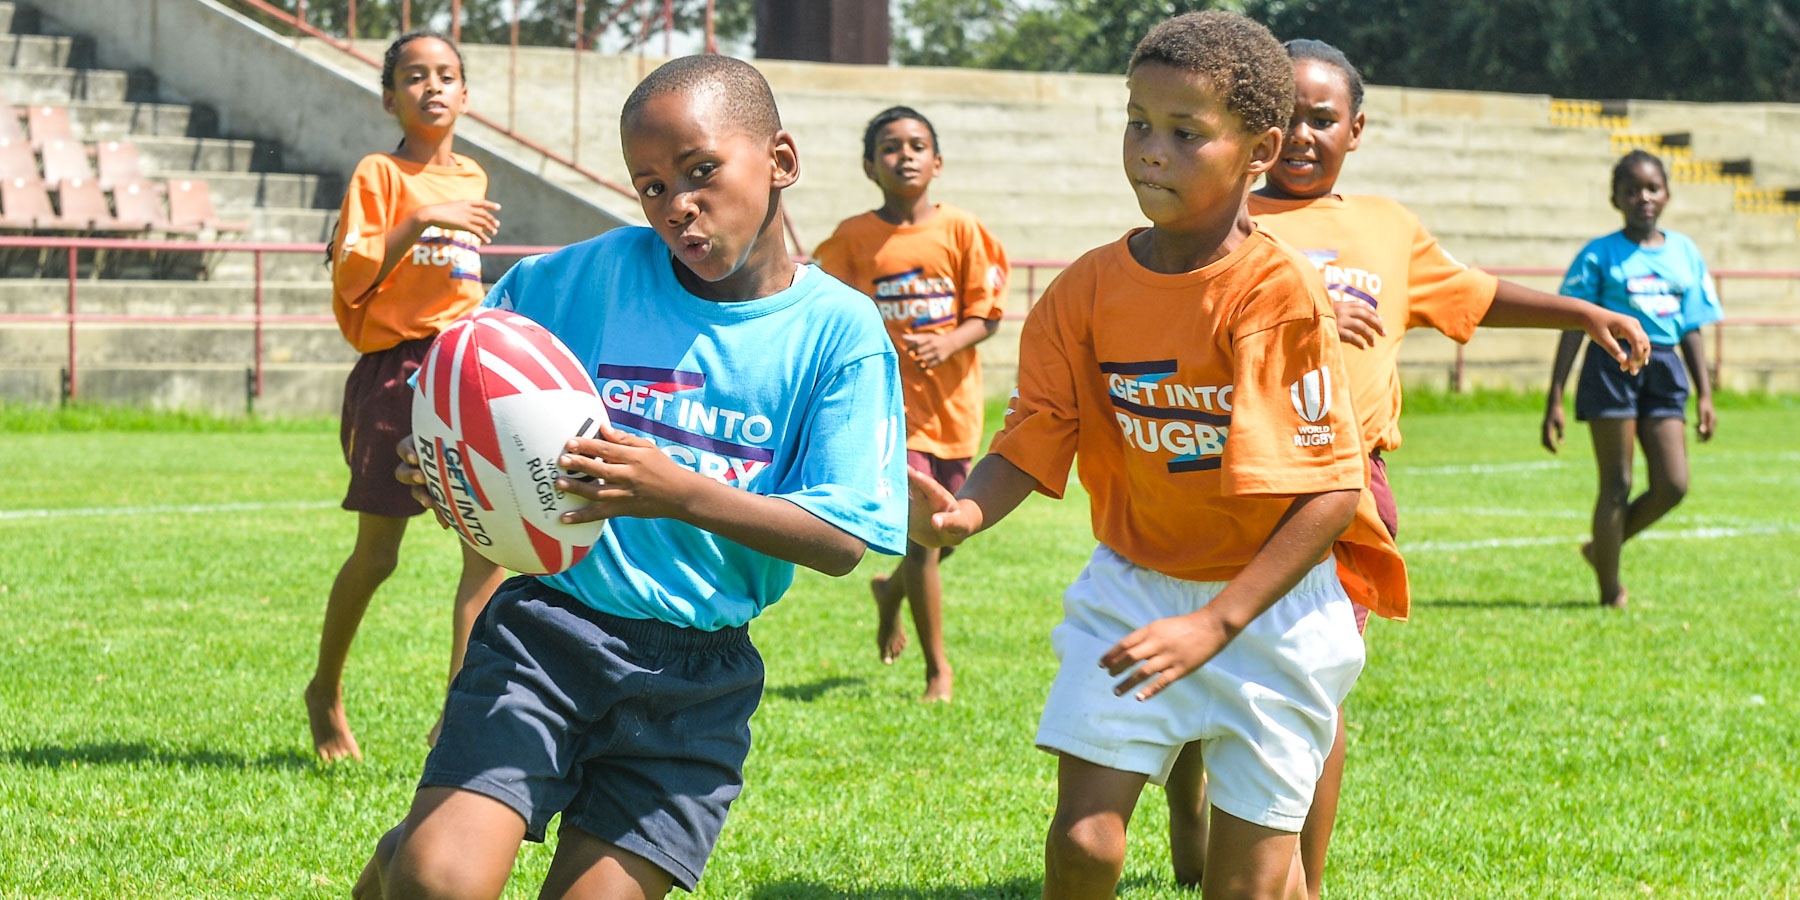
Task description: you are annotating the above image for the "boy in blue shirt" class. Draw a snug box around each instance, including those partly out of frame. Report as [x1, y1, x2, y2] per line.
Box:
[352, 55, 906, 899]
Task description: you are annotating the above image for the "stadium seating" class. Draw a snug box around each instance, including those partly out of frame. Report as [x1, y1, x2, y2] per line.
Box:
[25, 104, 72, 149]
[94, 139, 140, 189]
[167, 177, 247, 233]
[38, 137, 91, 186]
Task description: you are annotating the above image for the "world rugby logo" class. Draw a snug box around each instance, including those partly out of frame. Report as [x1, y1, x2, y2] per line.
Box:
[1290, 367, 1332, 423]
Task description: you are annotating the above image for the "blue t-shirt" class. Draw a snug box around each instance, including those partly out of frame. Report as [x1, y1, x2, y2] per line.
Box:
[1558, 229, 1723, 346]
[483, 226, 908, 629]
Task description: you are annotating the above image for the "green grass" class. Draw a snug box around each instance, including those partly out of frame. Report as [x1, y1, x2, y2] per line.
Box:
[1, 405, 1797, 898]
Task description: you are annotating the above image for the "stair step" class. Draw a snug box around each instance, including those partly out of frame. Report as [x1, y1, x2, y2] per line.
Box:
[131, 134, 281, 174]
[0, 65, 137, 104]
[0, 32, 85, 68]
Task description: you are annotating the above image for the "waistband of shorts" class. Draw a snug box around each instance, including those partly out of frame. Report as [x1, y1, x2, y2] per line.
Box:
[528, 578, 752, 652]
[1096, 544, 1341, 597]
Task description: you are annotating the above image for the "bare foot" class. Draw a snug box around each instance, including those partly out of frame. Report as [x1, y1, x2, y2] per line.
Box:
[1581, 543, 1628, 608]
[351, 824, 402, 899]
[870, 574, 907, 664]
[306, 678, 363, 763]
[921, 666, 953, 703]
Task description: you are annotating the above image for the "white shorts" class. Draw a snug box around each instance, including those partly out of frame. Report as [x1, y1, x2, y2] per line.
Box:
[1034, 545, 1365, 832]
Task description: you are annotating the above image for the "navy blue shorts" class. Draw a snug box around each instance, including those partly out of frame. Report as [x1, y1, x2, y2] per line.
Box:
[420, 576, 764, 891]
[1575, 342, 1689, 422]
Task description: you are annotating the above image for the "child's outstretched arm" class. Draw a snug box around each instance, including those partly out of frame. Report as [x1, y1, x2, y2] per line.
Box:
[1484, 280, 1651, 373]
[907, 454, 1040, 548]
[1100, 488, 1360, 701]
[1678, 328, 1716, 440]
[902, 317, 1002, 370]
[554, 426, 867, 576]
[1541, 330, 1585, 453]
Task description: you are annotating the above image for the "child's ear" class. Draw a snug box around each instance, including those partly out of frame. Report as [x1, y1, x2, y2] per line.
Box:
[1347, 110, 1366, 152]
[862, 157, 878, 184]
[1244, 125, 1283, 177]
[381, 89, 396, 116]
[771, 129, 800, 190]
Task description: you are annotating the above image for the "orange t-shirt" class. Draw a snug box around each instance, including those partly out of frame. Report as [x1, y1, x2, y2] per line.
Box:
[1249, 193, 1498, 452]
[332, 152, 489, 354]
[812, 204, 1008, 459]
[990, 229, 1408, 618]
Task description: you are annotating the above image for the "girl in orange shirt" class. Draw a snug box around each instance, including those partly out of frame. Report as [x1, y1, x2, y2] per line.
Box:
[814, 106, 1009, 703]
[1233, 39, 1651, 900]
[308, 31, 506, 763]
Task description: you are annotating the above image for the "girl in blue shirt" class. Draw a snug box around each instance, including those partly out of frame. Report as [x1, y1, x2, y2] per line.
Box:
[1543, 150, 1720, 608]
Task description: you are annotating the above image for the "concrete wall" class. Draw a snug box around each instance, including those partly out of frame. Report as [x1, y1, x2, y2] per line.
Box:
[42, 0, 637, 249]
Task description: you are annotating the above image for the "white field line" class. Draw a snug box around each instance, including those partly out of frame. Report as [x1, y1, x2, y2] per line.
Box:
[0, 500, 339, 521]
[1404, 522, 1800, 553]
[1401, 461, 1567, 475]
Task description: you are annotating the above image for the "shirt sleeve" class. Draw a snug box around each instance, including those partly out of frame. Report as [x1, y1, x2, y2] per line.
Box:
[1558, 244, 1603, 304]
[810, 233, 857, 291]
[1681, 239, 1724, 331]
[331, 159, 393, 311]
[986, 279, 1080, 498]
[1221, 312, 1366, 498]
[1405, 220, 1497, 343]
[770, 350, 909, 557]
[957, 218, 1009, 321]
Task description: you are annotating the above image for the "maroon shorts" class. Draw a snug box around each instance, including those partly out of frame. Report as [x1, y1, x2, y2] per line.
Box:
[1353, 450, 1401, 635]
[340, 337, 435, 518]
[907, 450, 971, 557]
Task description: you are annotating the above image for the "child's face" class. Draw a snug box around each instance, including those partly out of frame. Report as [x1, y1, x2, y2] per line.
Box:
[863, 118, 941, 198]
[622, 90, 800, 296]
[1612, 160, 1669, 232]
[1266, 59, 1363, 200]
[382, 37, 467, 133]
[1123, 62, 1280, 230]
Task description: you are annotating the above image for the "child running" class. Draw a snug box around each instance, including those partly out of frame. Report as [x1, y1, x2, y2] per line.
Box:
[1229, 39, 1653, 898]
[310, 30, 507, 764]
[812, 105, 1010, 702]
[907, 13, 1406, 898]
[1544, 150, 1720, 608]
[352, 55, 906, 899]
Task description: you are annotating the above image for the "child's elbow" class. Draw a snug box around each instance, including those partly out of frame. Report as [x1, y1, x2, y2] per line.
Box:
[1324, 488, 1361, 535]
[815, 542, 865, 578]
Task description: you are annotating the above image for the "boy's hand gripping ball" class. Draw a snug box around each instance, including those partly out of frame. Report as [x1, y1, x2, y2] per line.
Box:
[412, 309, 610, 575]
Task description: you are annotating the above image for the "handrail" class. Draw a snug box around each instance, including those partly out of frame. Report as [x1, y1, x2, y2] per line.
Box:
[2, 239, 1793, 405]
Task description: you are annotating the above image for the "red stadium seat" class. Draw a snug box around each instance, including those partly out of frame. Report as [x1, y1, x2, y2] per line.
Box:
[26, 106, 74, 150]
[166, 177, 247, 233]
[39, 138, 92, 187]
[95, 140, 143, 190]
[0, 137, 36, 181]
[112, 178, 186, 232]
[57, 177, 125, 231]
[0, 104, 24, 144]
[0, 175, 83, 229]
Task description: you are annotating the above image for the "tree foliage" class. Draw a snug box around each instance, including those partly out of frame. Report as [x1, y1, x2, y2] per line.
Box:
[894, 0, 1800, 102]
[228, 0, 752, 51]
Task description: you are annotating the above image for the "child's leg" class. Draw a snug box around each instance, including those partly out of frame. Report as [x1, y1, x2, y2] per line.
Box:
[352, 786, 526, 900]
[1585, 418, 1637, 607]
[1623, 417, 1689, 541]
[539, 823, 675, 900]
[870, 559, 908, 663]
[901, 541, 953, 701]
[429, 545, 507, 746]
[1164, 741, 1209, 887]
[1044, 754, 1149, 900]
[1295, 713, 1347, 900]
[1205, 807, 1305, 900]
[308, 511, 409, 762]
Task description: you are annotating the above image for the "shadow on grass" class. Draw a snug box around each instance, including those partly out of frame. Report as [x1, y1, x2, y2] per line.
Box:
[1414, 596, 1594, 610]
[748, 875, 1155, 899]
[2, 741, 313, 770]
[766, 676, 865, 703]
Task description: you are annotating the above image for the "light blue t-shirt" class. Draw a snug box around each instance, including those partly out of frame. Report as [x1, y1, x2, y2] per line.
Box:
[1558, 229, 1723, 346]
[483, 226, 908, 630]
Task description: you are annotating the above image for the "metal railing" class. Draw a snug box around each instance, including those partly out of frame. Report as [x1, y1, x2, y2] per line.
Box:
[1, 240, 1793, 403]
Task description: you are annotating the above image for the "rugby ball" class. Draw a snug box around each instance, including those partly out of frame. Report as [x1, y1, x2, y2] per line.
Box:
[412, 308, 609, 575]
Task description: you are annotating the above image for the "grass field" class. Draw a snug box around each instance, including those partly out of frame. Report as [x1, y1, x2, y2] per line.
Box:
[1, 396, 1796, 898]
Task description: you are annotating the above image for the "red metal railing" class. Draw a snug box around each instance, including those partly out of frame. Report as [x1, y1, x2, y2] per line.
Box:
[2, 240, 1794, 403]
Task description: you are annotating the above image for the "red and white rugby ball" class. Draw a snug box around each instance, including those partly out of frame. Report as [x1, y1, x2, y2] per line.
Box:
[413, 308, 609, 575]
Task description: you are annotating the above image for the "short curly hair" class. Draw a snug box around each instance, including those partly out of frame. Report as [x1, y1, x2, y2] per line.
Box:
[621, 55, 782, 140]
[1127, 11, 1293, 137]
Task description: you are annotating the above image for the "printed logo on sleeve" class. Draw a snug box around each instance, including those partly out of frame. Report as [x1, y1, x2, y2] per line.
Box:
[1289, 367, 1336, 446]
[596, 365, 774, 486]
[1103, 359, 1231, 473]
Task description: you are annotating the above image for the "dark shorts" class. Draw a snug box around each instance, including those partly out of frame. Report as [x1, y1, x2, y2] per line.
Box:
[420, 576, 764, 891]
[1575, 343, 1689, 422]
[907, 450, 971, 559]
[1353, 450, 1399, 636]
[340, 337, 435, 518]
